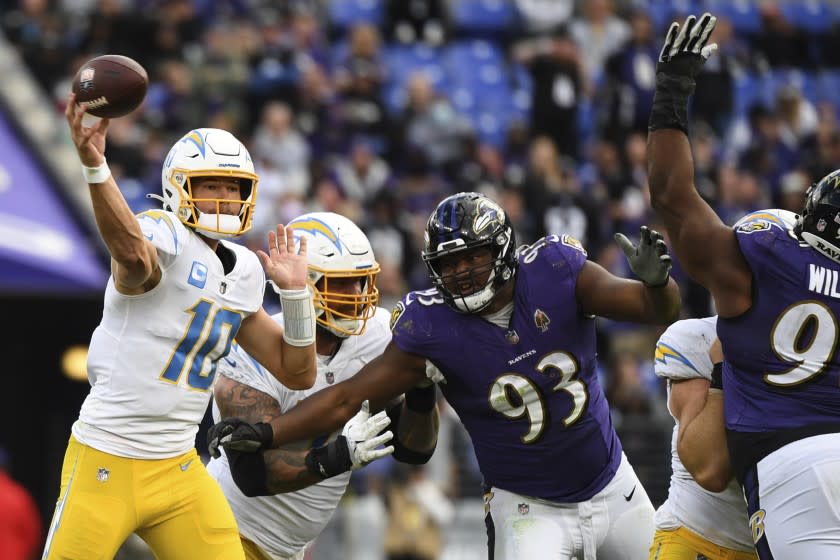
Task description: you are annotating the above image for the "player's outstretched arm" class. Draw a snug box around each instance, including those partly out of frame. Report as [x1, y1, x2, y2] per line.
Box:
[577, 227, 681, 324]
[237, 224, 317, 390]
[208, 342, 428, 455]
[65, 94, 159, 291]
[647, 13, 751, 317]
[213, 375, 319, 493]
[387, 382, 441, 465]
[214, 376, 393, 494]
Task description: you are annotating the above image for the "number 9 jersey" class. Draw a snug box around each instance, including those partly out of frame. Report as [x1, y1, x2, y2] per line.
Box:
[73, 210, 265, 459]
[718, 209, 840, 480]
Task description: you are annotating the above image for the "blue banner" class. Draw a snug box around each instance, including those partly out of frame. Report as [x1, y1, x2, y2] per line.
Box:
[0, 112, 108, 294]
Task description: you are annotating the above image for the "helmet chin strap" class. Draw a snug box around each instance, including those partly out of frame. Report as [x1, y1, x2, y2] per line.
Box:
[453, 285, 496, 313]
[453, 267, 499, 313]
[196, 213, 242, 239]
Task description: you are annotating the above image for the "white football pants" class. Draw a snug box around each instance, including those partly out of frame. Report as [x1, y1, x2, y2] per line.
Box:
[484, 452, 655, 560]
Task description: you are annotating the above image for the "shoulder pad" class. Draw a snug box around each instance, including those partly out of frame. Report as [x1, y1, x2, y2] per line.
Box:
[654, 317, 717, 381]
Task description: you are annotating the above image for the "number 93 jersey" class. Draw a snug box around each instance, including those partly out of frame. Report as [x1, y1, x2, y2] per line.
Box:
[391, 235, 622, 502]
[73, 210, 265, 459]
[718, 210, 840, 476]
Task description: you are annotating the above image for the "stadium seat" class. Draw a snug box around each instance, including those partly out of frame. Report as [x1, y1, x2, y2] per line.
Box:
[732, 72, 763, 117]
[703, 0, 762, 34]
[638, 0, 703, 31]
[781, 0, 832, 33]
[443, 39, 504, 73]
[766, 69, 820, 106]
[384, 44, 445, 82]
[383, 81, 406, 114]
[472, 110, 509, 147]
[328, 0, 384, 31]
[450, 0, 518, 36]
[448, 87, 476, 112]
[817, 70, 840, 111]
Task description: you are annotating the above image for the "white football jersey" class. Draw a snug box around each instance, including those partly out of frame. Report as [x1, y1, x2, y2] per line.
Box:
[73, 210, 265, 459]
[207, 307, 392, 559]
[653, 316, 753, 551]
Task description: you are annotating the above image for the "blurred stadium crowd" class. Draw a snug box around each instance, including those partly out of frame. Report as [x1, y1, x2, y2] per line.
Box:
[4, 0, 840, 558]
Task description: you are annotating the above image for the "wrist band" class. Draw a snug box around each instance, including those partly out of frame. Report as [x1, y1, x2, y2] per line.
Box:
[405, 384, 437, 413]
[648, 72, 695, 134]
[305, 436, 352, 479]
[279, 287, 316, 347]
[82, 160, 111, 184]
[710, 362, 723, 390]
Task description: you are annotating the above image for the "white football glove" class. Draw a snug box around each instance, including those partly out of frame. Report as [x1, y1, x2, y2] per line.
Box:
[342, 400, 394, 470]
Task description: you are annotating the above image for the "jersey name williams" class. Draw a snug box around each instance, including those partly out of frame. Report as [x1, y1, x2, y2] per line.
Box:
[808, 264, 840, 298]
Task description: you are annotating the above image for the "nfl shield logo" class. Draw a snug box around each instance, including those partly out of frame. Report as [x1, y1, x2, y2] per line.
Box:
[219, 281, 227, 294]
[326, 371, 335, 384]
[518, 503, 529, 515]
[505, 330, 519, 344]
[96, 467, 109, 483]
[818, 218, 827, 232]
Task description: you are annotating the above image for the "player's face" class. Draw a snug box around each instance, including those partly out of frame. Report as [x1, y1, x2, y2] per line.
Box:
[318, 276, 364, 316]
[438, 246, 494, 297]
[191, 177, 243, 215]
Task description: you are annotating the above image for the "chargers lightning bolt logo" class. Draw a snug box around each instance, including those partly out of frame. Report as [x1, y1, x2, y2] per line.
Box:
[654, 342, 699, 373]
[288, 217, 343, 254]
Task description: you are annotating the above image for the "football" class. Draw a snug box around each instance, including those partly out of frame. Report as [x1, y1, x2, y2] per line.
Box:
[72, 55, 148, 118]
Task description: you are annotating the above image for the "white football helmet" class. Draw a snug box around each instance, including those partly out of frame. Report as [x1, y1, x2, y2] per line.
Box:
[158, 128, 258, 239]
[286, 212, 380, 337]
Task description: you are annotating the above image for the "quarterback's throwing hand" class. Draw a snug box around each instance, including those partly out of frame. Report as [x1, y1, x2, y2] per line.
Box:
[615, 226, 672, 288]
[257, 224, 309, 291]
[65, 93, 110, 168]
[207, 418, 274, 459]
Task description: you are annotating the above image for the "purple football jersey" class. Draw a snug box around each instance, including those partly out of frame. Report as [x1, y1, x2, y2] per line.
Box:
[391, 235, 622, 502]
[717, 213, 840, 467]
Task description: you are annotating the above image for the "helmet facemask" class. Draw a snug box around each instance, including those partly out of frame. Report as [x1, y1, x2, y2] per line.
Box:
[309, 266, 381, 338]
[168, 172, 257, 240]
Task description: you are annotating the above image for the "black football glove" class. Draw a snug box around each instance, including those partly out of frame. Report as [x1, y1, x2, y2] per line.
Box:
[207, 418, 273, 459]
[657, 12, 718, 75]
[614, 226, 672, 288]
[649, 12, 718, 133]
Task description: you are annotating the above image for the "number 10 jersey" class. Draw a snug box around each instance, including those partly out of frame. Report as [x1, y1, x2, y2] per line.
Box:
[73, 210, 265, 459]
